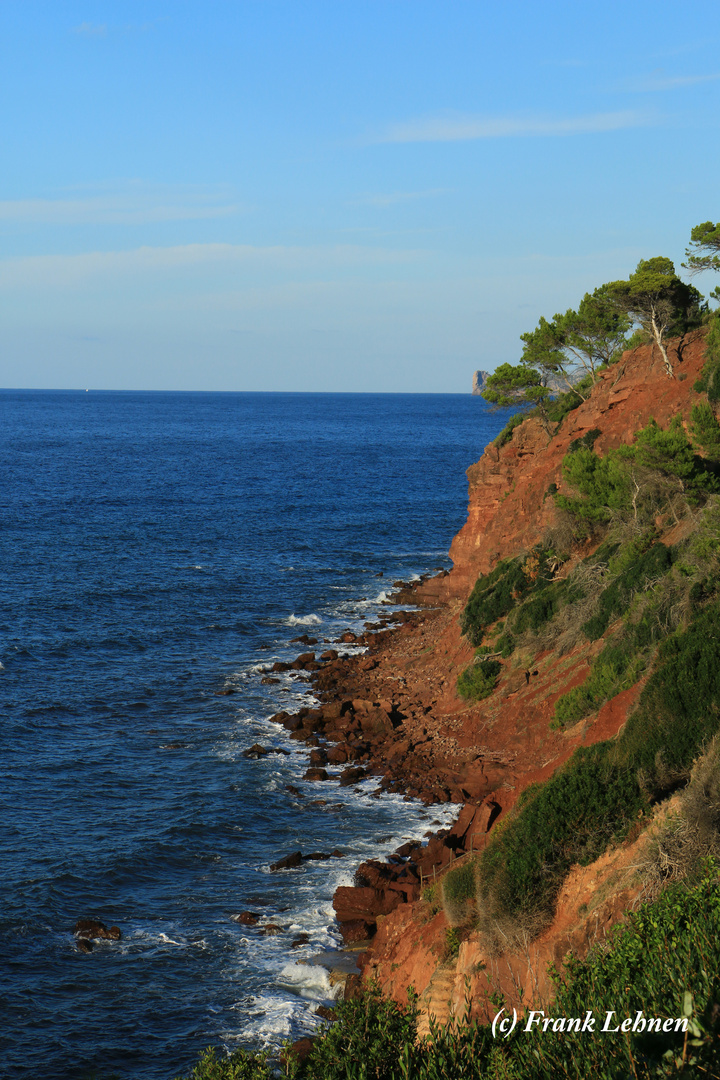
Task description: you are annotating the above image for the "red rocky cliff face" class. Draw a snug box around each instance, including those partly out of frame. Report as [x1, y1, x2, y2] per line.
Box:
[349, 329, 714, 1022]
[426, 331, 708, 602]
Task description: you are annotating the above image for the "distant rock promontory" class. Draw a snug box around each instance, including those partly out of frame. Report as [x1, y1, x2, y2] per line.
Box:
[471, 370, 490, 394]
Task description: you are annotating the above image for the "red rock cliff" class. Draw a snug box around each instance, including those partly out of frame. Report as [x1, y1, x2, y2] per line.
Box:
[421, 331, 708, 602]
[345, 329, 712, 1024]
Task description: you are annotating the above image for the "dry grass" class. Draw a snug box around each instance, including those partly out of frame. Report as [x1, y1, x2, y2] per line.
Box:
[473, 882, 551, 960]
[637, 736, 720, 902]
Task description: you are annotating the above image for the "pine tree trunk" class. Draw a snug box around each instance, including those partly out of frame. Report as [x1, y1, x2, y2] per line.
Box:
[651, 308, 674, 377]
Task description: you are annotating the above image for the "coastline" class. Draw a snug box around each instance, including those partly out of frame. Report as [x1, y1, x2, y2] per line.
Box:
[260, 331, 717, 1035]
[263, 572, 492, 995]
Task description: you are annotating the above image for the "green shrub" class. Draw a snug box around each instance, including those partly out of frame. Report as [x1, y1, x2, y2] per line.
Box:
[461, 548, 558, 646]
[694, 312, 720, 401]
[567, 427, 602, 454]
[615, 598, 720, 790]
[553, 637, 643, 727]
[477, 744, 645, 920]
[553, 545, 677, 727]
[691, 400, 720, 457]
[555, 445, 632, 522]
[302, 983, 418, 1080]
[556, 416, 720, 525]
[441, 858, 477, 924]
[511, 588, 561, 634]
[460, 558, 530, 645]
[456, 658, 501, 701]
[545, 385, 588, 427]
[174, 1046, 272, 1080]
[493, 411, 526, 448]
[581, 542, 674, 641]
[494, 631, 516, 657]
[444, 926, 461, 959]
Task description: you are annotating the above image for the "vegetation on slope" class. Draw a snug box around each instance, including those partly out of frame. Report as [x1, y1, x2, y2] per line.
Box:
[176, 865, 720, 1078]
[459, 213, 720, 935]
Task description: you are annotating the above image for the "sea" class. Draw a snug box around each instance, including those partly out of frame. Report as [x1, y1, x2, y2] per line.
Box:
[0, 390, 508, 1080]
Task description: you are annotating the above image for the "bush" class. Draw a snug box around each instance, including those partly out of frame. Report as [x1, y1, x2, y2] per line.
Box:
[553, 636, 642, 727]
[511, 588, 561, 634]
[456, 658, 501, 701]
[174, 1046, 272, 1080]
[553, 544, 679, 727]
[444, 926, 461, 959]
[567, 427, 602, 454]
[461, 548, 558, 646]
[302, 983, 418, 1080]
[555, 416, 720, 525]
[555, 445, 632, 522]
[615, 598, 720, 791]
[477, 745, 645, 921]
[694, 312, 720, 401]
[545, 386, 588, 428]
[494, 631, 516, 657]
[691, 400, 720, 458]
[441, 858, 477, 925]
[581, 542, 674, 641]
[460, 558, 530, 645]
[493, 411, 526, 448]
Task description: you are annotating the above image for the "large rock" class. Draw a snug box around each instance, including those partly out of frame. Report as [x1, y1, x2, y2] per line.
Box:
[339, 766, 367, 787]
[338, 918, 375, 944]
[333, 885, 404, 923]
[270, 851, 303, 871]
[291, 652, 316, 670]
[327, 745, 349, 765]
[304, 767, 329, 781]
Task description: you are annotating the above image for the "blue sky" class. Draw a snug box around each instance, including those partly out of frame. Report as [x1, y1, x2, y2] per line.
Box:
[2, 1, 719, 392]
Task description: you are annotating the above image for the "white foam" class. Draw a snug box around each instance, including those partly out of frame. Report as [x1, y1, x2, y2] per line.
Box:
[278, 961, 338, 998]
[286, 614, 322, 626]
[234, 994, 323, 1046]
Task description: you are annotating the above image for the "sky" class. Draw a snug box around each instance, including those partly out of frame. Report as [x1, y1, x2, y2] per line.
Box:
[1, 1, 719, 393]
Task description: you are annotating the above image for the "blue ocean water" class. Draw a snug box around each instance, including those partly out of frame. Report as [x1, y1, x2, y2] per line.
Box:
[0, 390, 506, 1080]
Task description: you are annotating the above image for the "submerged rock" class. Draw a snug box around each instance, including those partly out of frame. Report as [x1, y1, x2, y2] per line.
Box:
[73, 919, 121, 941]
[233, 911, 260, 926]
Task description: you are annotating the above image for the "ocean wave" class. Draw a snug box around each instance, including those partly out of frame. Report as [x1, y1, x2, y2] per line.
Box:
[286, 614, 322, 626]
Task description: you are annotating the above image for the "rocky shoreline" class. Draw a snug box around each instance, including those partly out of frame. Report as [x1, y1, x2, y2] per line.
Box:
[261, 575, 500, 970]
[250, 331, 717, 1042]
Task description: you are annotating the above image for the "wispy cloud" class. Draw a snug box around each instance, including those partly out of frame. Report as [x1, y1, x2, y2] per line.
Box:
[72, 18, 164, 38]
[0, 242, 423, 290]
[374, 109, 653, 144]
[0, 186, 241, 226]
[623, 70, 720, 92]
[73, 22, 107, 37]
[351, 189, 446, 208]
